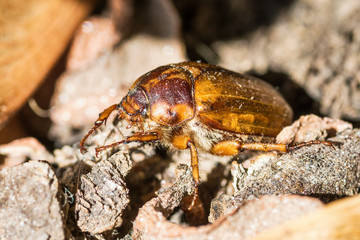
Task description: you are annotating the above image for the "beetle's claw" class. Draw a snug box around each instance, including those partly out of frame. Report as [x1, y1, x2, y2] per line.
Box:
[79, 139, 88, 155]
[80, 147, 87, 154]
[95, 147, 103, 158]
[329, 141, 342, 150]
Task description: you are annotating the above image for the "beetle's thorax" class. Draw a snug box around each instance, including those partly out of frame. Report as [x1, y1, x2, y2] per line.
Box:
[133, 66, 197, 127]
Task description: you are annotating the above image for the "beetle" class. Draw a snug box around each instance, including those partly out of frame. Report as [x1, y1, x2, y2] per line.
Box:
[80, 61, 332, 204]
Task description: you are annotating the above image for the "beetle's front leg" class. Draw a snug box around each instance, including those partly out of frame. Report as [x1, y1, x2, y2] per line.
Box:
[95, 131, 160, 157]
[80, 104, 118, 154]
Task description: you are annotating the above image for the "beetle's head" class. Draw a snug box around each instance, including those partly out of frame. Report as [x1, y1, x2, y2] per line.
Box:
[118, 87, 149, 123]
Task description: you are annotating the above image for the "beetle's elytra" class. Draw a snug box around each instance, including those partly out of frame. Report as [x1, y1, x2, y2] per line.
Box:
[81, 61, 328, 204]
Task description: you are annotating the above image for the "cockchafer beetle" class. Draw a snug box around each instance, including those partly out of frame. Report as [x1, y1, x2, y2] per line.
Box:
[80, 61, 332, 205]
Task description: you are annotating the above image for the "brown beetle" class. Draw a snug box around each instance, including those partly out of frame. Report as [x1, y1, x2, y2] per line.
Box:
[80, 61, 331, 204]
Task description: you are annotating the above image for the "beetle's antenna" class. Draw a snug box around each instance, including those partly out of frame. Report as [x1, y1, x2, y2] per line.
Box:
[80, 104, 119, 154]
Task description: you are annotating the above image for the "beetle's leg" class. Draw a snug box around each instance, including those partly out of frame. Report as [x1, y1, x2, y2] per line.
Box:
[288, 140, 335, 151]
[171, 134, 206, 224]
[171, 135, 200, 206]
[80, 104, 118, 154]
[172, 135, 200, 187]
[95, 132, 160, 157]
[211, 140, 334, 155]
[211, 141, 287, 155]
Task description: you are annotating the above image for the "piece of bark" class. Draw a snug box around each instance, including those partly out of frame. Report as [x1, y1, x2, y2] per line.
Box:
[214, 195, 323, 240]
[0, 160, 68, 239]
[133, 166, 324, 240]
[214, 0, 360, 120]
[75, 152, 133, 234]
[210, 127, 360, 222]
[276, 114, 353, 144]
[133, 164, 195, 239]
[237, 129, 360, 197]
[0, 0, 97, 129]
[252, 195, 360, 240]
[0, 137, 53, 170]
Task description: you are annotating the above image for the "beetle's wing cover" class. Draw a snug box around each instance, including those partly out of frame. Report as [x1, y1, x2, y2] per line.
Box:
[194, 68, 293, 137]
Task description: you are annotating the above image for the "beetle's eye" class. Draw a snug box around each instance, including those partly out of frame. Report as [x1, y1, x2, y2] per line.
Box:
[140, 107, 147, 116]
[126, 88, 148, 114]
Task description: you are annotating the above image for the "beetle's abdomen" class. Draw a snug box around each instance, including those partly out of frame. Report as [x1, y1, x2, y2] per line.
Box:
[194, 69, 293, 137]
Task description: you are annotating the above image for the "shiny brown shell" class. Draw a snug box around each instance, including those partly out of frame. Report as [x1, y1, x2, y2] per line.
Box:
[130, 61, 292, 137]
